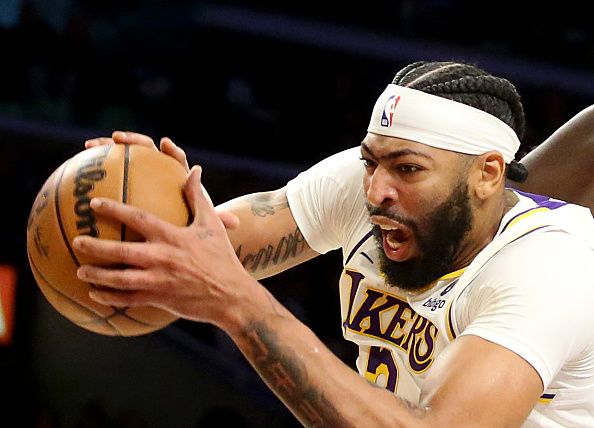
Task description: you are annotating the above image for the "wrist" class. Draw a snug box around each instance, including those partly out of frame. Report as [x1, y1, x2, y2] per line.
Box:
[216, 272, 274, 337]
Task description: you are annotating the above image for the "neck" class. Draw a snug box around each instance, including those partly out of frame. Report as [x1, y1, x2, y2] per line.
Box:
[450, 188, 518, 271]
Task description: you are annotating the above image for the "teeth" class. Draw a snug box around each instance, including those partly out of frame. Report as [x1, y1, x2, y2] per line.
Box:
[386, 232, 403, 249]
[370, 215, 402, 232]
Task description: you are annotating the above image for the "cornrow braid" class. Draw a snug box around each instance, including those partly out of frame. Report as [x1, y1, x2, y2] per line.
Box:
[391, 61, 426, 84]
[391, 61, 528, 182]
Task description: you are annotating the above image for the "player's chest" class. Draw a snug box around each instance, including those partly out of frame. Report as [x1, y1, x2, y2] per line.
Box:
[339, 240, 462, 372]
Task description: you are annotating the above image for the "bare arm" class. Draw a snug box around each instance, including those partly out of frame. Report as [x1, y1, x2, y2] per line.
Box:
[510, 105, 594, 211]
[217, 189, 319, 279]
[229, 296, 542, 427]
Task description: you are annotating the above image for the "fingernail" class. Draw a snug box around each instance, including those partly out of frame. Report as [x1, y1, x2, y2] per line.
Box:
[89, 198, 102, 209]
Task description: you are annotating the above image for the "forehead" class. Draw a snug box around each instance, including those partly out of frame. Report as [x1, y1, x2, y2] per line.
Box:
[361, 132, 459, 161]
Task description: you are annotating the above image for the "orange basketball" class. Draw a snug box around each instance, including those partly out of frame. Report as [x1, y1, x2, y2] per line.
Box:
[26, 144, 190, 336]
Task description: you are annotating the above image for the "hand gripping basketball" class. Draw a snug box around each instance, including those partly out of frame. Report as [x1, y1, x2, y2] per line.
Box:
[72, 165, 257, 330]
[26, 144, 190, 336]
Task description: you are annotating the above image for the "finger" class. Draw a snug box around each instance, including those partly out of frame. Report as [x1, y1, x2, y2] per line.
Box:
[184, 166, 216, 224]
[160, 137, 190, 173]
[112, 131, 157, 149]
[77, 265, 151, 291]
[73, 236, 161, 267]
[85, 137, 115, 149]
[217, 210, 240, 230]
[85, 197, 175, 241]
[89, 288, 158, 308]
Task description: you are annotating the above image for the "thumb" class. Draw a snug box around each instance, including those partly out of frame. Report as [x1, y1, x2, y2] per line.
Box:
[216, 210, 240, 230]
[184, 165, 215, 224]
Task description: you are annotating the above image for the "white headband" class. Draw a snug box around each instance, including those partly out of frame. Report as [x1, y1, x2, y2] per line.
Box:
[367, 84, 520, 163]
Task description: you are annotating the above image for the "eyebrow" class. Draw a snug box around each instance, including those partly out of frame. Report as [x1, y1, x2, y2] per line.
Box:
[360, 142, 432, 161]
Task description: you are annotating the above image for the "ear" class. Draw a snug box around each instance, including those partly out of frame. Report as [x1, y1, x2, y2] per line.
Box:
[471, 151, 506, 201]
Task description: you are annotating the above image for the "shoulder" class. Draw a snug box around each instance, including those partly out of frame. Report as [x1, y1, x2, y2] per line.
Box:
[455, 230, 594, 387]
[284, 147, 368, 254]
[285, 146, 366, 221]
[456, 229, 594, 333]
[287, 146, 363, 191]
[475, 230, 594, 298]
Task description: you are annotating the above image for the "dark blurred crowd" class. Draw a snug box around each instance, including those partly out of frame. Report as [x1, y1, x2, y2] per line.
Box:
[1, 0, 593, 162]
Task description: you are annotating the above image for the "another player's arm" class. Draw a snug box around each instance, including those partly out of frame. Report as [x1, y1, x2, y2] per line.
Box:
[216, 188, 320, 279]
[510, 104, 594, 211]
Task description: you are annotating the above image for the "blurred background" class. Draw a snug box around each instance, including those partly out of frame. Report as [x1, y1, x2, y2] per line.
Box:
[1, 1, 593, 427]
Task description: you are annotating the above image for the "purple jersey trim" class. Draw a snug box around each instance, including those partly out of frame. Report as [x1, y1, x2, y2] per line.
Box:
[447, 301, 457, 340]
[501, 191, 567, 233]
[514, 190, 567, 210]
[345, 230, 374, 264]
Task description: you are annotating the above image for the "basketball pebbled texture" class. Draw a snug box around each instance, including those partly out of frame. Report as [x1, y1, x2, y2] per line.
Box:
[26, 144, 190, 336]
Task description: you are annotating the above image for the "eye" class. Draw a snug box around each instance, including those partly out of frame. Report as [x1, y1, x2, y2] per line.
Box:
[359, 157, 377, 170]
[397, 164, 421, 174]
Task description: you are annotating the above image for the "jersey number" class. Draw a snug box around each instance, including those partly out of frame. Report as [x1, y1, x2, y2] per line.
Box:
[364, 346, 398, 392]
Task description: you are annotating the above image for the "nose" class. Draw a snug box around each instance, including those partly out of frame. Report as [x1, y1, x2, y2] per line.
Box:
[366, 165, 399, 207]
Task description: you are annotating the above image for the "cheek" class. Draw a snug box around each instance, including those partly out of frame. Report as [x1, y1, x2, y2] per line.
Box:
[396, 186, 436, 214]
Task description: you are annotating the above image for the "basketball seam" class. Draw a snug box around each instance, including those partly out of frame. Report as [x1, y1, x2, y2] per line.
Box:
[55, 158, 81, 268]
[120, 143, 130, 242]
[27, 251, 117, 329]
[29, 250, 164, 332]
[54, 150, 125, 335]
[115, 146, 170, 328]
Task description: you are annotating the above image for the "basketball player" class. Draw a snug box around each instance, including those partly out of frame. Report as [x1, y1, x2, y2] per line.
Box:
[78, 61, 594, 427]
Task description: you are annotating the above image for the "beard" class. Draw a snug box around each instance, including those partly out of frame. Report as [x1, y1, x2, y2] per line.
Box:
[368, 181, 473, 292]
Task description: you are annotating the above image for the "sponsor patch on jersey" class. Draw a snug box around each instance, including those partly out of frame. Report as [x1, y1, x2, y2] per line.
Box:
[422, 297, 446, 312]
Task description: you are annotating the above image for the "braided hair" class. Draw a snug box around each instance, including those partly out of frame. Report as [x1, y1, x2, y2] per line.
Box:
[392, 61, 528, 182]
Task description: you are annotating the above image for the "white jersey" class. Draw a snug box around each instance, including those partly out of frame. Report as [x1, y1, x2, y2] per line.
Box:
[286, 146, 594, 427]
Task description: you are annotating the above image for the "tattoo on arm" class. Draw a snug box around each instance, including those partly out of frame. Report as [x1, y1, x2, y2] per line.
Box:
[236, 227, 306, 273]
[249, 193, 289, 217]
[243, 320, 351, 427]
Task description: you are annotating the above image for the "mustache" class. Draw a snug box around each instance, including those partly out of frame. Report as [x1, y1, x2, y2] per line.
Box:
[366, 203, 417, 231]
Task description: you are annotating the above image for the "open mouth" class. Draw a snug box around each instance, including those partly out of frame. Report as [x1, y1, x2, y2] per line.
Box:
[386, 227, 409, 249]
[371, 215, 417, 262]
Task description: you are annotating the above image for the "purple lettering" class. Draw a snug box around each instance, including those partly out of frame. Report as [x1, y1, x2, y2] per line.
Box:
[348, 289, 402, 338]
[342, 270, 365, 330]
[409, 323, 438, 372]
[341, 270, 438, 374]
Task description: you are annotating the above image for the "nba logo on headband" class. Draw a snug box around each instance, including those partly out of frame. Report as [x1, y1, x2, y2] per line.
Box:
[381, 95, 401, 127]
